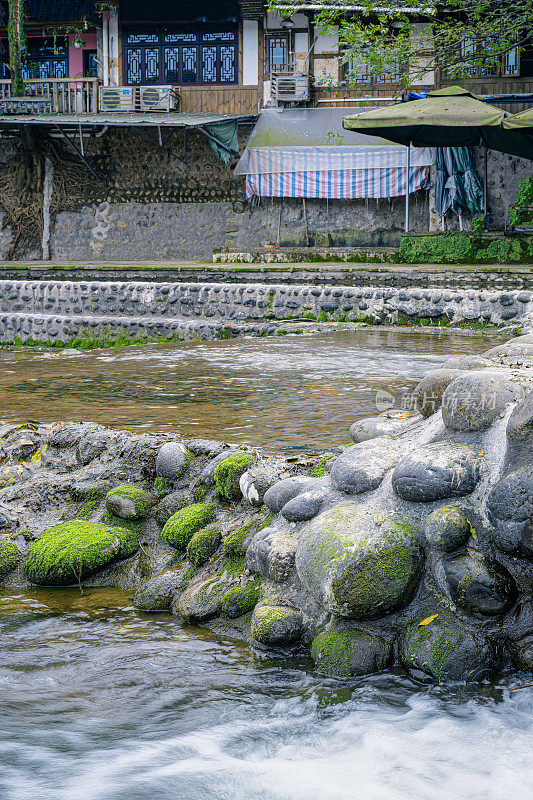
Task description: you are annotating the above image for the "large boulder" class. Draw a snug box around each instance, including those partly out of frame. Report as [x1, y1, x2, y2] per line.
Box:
[441, 371, 523, 432]
[311, 623, 392, 678]
[25, 521, 139, 586]
[295, 506, 422, 619]
[401, 609, 495, 682]
[392, 444, 482, 503]
[264, 476, 318, 513]
[330, 439, 400, 495]
[507, 391, 533, 441]
[486, 467, 533, 558]
[443, 553, 516, 616]
[250, 604, 303, 646]
[413, 369, 461, 417]
[177, 576, 230, 623]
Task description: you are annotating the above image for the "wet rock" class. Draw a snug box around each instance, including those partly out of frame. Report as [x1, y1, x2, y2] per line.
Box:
[250, 604, 303, 646]
[177, 576, 230, 623]
[246, 526, 299, 583]
[296, 506, 421, 619]
[239, 464, 279, 506]
[214, 452, 256, 500]
[482, 338, 533, 368]
[154, 489, 194, 527]
[220, 577, 261, 618]
[441, 371, 523, 431]
[133, 567, 189, 611]
[25, 521, 139, 586]
[444, 553, 516, 615]
[330, 440, 400, 495]
[156, 442, 189, 479]
[281, 489, 329, 522]
[161, 503, 217, 550]
[392, 444, 482, 503]
[5, 436, 39, 462]
[50, 423, 91, 449]
[486, 467, 533, 557]
[401, 609, 495, 682]
[514, 638, 533, 670]
[349, 411, 416, 443]
[186, 525, 221, 568]
[424, 506, 472, 552]
[186, 439, 224, 455]
[0, 539, 20, 582]
[77, 431, 114, 465]
[263, 476, 318, 513]
[198, 450, 238, 486]
[105, 484, 154, 520]
[413, 369, 461, 417]
[507, 391, 533, 441]
[311, 623, 392, 678]
[443, 355, 494, 371]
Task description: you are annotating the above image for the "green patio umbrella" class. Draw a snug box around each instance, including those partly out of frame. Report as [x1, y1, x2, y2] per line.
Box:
[343, 87, 506, 148]
[483, 107, 533, 160]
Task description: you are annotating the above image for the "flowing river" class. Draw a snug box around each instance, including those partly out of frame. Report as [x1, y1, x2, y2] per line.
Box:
[1, 328, 531, 798]
[0, 328, 507, 450]
[0, 588, 531, 800]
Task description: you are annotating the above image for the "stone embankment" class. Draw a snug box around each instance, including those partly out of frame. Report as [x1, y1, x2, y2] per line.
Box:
[0, 332, 531, 682]
[0, 278, 531, 346]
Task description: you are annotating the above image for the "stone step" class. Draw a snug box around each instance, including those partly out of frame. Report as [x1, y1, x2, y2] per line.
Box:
[0, 261, 530, 289]
[213, 247, 398, 264]
[0, 281, 530, 345]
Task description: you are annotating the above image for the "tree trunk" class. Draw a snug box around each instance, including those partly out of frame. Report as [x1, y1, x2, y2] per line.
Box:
[8, 0, 25, 96]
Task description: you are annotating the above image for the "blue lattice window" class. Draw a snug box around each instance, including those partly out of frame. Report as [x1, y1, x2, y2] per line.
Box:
[123, 26, 237, 86]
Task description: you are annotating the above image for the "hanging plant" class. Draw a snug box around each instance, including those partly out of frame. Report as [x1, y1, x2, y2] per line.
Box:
[71, 37, 86, 49]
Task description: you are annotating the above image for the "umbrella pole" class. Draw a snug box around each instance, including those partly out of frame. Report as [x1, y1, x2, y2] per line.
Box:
[405, 142, 411, 233]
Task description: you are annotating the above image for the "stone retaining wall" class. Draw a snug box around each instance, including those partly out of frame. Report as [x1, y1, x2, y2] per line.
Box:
[0, 279, 531, 345]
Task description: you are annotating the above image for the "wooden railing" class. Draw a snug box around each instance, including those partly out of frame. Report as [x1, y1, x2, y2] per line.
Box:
[313, 86, 405, 107]
[439, 77, 533, 112]
[178, 86, 260, 114]
[0, 78, 100, 114]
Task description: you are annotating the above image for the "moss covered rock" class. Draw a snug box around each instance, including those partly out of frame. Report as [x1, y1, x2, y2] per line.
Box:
[250, 604, 303, 646]
[25, 521, 140, 586]
[0, 540, 20, 582]
[444, 552, 516, 616]
[223, 523, 250, 558]
[214, 452, 256, 500]
[296, 506, 421, 619]
[161, 503, 216, 550]
[401, 609, 495, 682]
[133, 567, 189, 611]
[177, 576, 229, 623]
[187, 525, 221, 568]
[105, 484, 153, 520]
[220, 577, 261, 618]
[424, 506, 472, 552]
[311, 624, 392, 678]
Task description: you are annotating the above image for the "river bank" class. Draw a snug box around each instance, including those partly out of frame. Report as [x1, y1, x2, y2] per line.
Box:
[0, 330, 531, 684]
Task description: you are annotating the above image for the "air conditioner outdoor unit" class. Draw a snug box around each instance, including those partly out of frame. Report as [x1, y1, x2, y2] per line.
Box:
[272, 73, 310, 102]
[99, 86, 137, 112]
[139, 85, 179, 112]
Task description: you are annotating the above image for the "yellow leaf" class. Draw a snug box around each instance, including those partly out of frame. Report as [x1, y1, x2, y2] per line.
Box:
[418, 614, 438, 627]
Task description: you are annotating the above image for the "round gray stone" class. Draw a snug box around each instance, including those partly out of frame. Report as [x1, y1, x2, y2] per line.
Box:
[442, 355, 494, 371]
[392, 444, 482, 503]
[156, 442, 189, 478]
[134, 568, 189, 611]
[311, 624, 392, 678]
[330, 439, 400, 495]
[154, 489, 193, 527]
[239, 464, 279, 506]
[413, 369, 461, 417]
[246, 526, 299, 583]
[444, 553, 516, 615]
[263, 476, 318, 513]
[441, 371, 523, 432]
[349, 412, 416, 443]
[281, 489, 329, 522]
[424, 506, 472, 552]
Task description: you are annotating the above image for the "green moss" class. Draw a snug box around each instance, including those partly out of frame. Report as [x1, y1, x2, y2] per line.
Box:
[225, 555, 246, 577]
[309, 454, 335, 478]
[161, 503, 217, 550]
[193, 482, 209, 502]
[106, 484, 152, 518]
[220, 577, 261, 618]
[155, 475, 182, 497]
[250, 604, 300, 644]
[0, 540, 20, 581]
[223, 523, 251, 558]
[403, 610, 461, 683]
[75, 494, 103, 521]
[214, 452, 256, 500]
[25, 521, 140, 586]
[101, 511, 143, 538]
[186, 525, 221, 568]
[399, 231, 533, 265]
